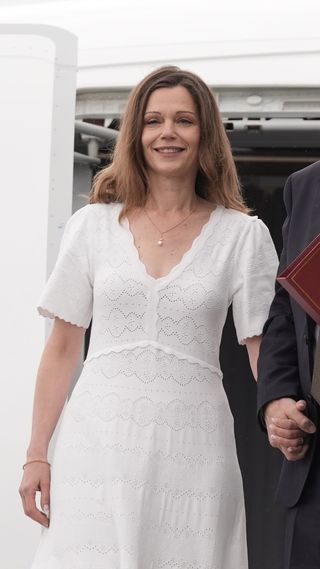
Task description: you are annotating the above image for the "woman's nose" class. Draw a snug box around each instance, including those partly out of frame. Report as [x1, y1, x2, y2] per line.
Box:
[160, 120, 176, 138]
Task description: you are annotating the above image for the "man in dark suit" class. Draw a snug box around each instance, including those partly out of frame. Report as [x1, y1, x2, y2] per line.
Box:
[257, 160, 320, 569]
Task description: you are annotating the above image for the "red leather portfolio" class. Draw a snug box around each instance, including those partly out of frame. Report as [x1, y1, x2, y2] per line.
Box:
[277, 233, 320, 325]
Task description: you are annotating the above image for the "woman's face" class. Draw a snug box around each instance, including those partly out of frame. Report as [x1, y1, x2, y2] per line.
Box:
[141, 85, 200, 181]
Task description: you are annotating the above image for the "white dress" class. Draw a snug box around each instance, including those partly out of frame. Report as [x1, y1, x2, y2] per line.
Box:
[32, 203, 278, 569]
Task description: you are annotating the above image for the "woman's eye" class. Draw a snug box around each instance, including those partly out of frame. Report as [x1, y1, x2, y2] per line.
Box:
[145, 118, 160, 125]
[178, 118, 193, 125]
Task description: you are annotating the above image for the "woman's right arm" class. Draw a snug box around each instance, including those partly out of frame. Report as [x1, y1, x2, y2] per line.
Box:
[19, 317, 86, 527]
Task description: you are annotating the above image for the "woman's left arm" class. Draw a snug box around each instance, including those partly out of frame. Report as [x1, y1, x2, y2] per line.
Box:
[245, 335, 262, 380]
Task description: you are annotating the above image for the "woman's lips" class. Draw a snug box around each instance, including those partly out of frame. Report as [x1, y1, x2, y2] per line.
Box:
[154, 147, 184, 153]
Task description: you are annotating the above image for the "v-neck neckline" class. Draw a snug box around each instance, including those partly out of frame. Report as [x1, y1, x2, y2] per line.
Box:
[122, 205, 223, 284]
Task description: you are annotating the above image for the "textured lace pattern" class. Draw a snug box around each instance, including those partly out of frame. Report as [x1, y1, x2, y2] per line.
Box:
[32, 203, 279, 569]
[86, 345, 220, 385]
[69, 391, 220, 432]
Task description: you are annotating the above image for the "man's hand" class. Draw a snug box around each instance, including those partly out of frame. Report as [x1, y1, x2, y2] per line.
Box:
[264, 398, 316, 461]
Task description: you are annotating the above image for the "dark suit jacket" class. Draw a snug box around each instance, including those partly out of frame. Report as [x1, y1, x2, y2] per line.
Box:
[257, 160, 320, 508]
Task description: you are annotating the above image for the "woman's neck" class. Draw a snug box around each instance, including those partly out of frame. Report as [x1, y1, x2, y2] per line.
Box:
[145, 174, 198, 214]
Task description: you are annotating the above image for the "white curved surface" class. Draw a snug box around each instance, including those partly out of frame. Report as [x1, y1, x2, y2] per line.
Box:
[1, 0, 320, 87]
[0, 24, 77, 569]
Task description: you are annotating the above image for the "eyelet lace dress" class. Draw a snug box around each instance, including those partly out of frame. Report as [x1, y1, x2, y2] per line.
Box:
[31, 203, 278, 569]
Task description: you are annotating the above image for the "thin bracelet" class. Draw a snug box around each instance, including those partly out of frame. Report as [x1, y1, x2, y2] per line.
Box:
[22, 459, 51, 470]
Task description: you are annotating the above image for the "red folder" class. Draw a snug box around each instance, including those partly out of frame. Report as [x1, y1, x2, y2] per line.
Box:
[277, 233, 320, 325]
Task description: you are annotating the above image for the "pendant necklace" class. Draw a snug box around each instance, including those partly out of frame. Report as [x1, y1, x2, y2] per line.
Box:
[144, 207, 196, 246]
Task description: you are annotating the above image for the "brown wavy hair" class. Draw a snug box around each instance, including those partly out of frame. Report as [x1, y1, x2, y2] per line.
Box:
[90, 65, 248, 217]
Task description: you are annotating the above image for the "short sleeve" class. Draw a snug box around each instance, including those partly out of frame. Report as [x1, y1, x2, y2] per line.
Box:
[37, 206, 93, 328]
[231, 217, 279, 344]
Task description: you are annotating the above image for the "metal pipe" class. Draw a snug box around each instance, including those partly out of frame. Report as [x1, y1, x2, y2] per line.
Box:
[226, 119, 320, 131]
[235, 155, 320, 163]
[75, 120, 118, 141]
[88, 138, 100, 158]
[74, 151, 101, 165]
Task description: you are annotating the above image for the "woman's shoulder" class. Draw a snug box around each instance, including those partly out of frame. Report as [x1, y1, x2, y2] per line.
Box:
[75, 201, 122, 216]
[66, 202, 122, 225]
[217, 208, 278, 272]
[220, 206, 260, 228]
[218, 207, 273, 246]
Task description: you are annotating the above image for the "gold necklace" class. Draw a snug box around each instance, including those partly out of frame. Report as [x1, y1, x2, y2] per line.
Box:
[144, 207, 196, 246]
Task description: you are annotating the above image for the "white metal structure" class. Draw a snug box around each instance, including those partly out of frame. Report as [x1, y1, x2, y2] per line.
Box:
[0, 23, 77, 569]
[2, 1, 320, 166]
[2, 0, 320, 90]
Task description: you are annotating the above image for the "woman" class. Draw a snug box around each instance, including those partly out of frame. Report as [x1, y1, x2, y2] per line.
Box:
[20, 66, 278, 569]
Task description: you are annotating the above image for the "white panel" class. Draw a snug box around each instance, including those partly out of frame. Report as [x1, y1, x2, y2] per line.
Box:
[1, 0, 320, 88]
[77, 50, 320, 89]
[0, 24, 77, 569]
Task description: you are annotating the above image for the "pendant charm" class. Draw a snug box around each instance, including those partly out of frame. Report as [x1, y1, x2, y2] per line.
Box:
[157, 239, 163, 246]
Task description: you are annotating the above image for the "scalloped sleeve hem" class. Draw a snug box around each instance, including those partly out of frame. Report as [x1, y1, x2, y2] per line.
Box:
[237, 322, 267, 346]
[37, 305, 91, 329]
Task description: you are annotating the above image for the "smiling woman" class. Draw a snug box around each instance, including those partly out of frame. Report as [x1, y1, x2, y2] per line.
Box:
[91, 66, 246, 216]
[20, 65, 279, 569]
[141, 86, 200, 182]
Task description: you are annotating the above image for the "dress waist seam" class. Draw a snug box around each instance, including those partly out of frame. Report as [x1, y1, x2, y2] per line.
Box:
[84, 340, 221, 376]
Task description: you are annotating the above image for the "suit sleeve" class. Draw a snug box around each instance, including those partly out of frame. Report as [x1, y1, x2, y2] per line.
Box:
[257, 176, 301, 419]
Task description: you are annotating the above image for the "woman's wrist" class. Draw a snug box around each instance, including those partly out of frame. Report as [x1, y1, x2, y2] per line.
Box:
[26, 445, 49, 461]
[23, 459, 51, 470]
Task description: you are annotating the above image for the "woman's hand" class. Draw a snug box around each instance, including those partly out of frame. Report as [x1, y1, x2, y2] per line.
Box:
[19, 462, 51, 527]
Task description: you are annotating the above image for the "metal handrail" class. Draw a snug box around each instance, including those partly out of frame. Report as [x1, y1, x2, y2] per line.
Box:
[74, 120, 118, 141]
